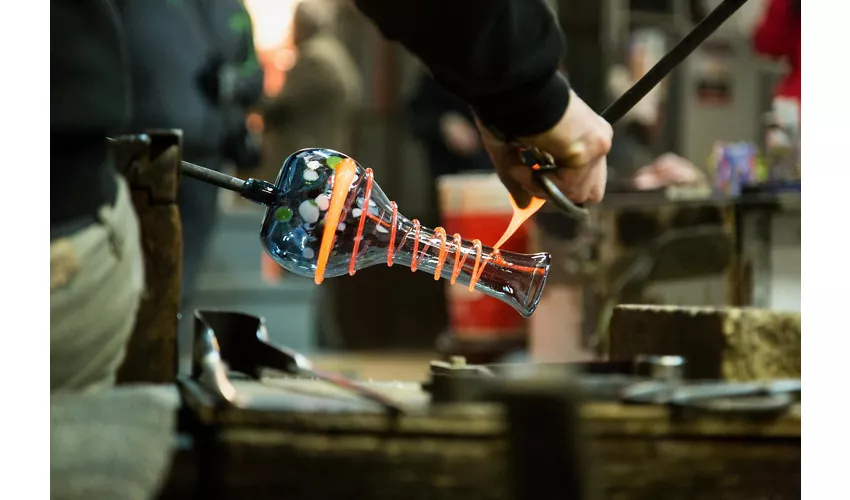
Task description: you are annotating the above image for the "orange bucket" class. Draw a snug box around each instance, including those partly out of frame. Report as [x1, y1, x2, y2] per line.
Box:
[437, 173, 530, 340]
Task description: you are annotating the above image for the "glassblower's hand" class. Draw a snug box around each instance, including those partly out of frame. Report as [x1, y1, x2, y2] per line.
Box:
[477, 89, 613, 209]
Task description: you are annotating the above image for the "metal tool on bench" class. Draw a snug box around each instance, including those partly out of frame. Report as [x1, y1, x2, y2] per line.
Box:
[423, 354, 684, 404]
[622, 379, 801, 416]
[424, 353, 800, 418]
[509, 0, 751, 220]
[187, 310, 404, 414]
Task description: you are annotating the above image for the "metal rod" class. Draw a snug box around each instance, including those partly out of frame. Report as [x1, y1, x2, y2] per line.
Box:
[179, 160, 247, 193]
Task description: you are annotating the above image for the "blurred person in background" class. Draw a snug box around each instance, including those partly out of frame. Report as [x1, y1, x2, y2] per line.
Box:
[260, 0, 363, 183]
[406, 71, 493, 180]
[51, 0, 610, 395]
[120, 0, 231, 305]
[199, 0, 266, 174]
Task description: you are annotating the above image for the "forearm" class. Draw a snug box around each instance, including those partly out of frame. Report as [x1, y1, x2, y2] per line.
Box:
[355, 0, 569, 138]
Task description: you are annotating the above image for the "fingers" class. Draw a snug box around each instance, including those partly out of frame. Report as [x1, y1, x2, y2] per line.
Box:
[477, 120, 541, 208]
[563, 130, 612, 169]
[532, 121, 613, 170]
[487, 140, 605, 206]
[544, 156, 607, 204]
[477, 107, 611, 208]
[545, 119, 612, 204]
[587, 159, 607, 203]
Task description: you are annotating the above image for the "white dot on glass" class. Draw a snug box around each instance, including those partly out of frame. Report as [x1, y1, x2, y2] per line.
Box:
[303, 170, 319, 181]
[298, 200, 320, 224]
[337, 222, 346, 231]
[315, 194, 330, 211]
[352, 208, 362, 218]
[376, 225, 389, 234]
[306, 160, 321, 170]
[302, 247, 315, 259]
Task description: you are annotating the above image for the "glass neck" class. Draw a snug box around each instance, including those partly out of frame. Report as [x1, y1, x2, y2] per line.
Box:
[389, 218, 550, 317]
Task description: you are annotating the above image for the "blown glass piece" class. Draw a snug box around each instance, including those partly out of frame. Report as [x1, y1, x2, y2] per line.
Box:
[260, 148, 551, 317]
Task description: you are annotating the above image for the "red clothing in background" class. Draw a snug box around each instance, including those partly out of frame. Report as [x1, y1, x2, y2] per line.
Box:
[753, 0, 801, 103]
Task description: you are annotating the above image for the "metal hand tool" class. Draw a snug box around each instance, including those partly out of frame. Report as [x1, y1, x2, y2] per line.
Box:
[190, 310, 404, 414]
[621, 379, 800, 417]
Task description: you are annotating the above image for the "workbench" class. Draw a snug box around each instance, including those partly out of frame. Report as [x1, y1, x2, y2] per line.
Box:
[159, 376, 800, 500]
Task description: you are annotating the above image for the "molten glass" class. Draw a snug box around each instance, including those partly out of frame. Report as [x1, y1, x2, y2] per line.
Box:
[260, 148, 551, 317]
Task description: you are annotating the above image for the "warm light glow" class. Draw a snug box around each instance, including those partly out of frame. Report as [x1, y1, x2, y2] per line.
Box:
[246, 112, 264, 133]
[243, 0, 301, 95]
[243, 0, 299, 51]
[275, 49, 297, 72]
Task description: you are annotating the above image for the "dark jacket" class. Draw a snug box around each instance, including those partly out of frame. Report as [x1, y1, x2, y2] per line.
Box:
[198, 0, 264, 168]
[50, 0, 128, 225]
[50, 0, 567, 225]
[120, 0, 224, 161]
[199, 0, 264, 109]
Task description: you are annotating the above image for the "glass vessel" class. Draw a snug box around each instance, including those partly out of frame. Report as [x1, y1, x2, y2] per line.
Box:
[260, 148, 551, 317]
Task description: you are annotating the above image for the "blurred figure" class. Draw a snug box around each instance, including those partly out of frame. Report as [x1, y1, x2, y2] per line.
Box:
[406, 72, 493, 179]
[199, 0, 265, 173]
[120, 0, 229, 303]
[753, 0, 801, 105]
[260, 0, 363, 182]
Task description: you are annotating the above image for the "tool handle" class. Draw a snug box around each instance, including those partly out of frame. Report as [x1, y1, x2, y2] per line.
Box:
[180, 160, 246, 192]
[179, 161, 279, 206]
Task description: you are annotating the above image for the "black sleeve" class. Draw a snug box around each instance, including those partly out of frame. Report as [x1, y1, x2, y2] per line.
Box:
[355, 0, 570, 138]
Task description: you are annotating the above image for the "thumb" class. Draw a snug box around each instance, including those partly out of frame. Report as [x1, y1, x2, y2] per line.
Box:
[475, 116, 533, 208]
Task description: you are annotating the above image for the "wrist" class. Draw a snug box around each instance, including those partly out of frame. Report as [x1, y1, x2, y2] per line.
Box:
[474, 72, 571, 141]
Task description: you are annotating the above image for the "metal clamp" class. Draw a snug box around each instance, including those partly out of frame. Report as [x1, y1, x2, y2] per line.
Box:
[525, 147, 590, 221]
